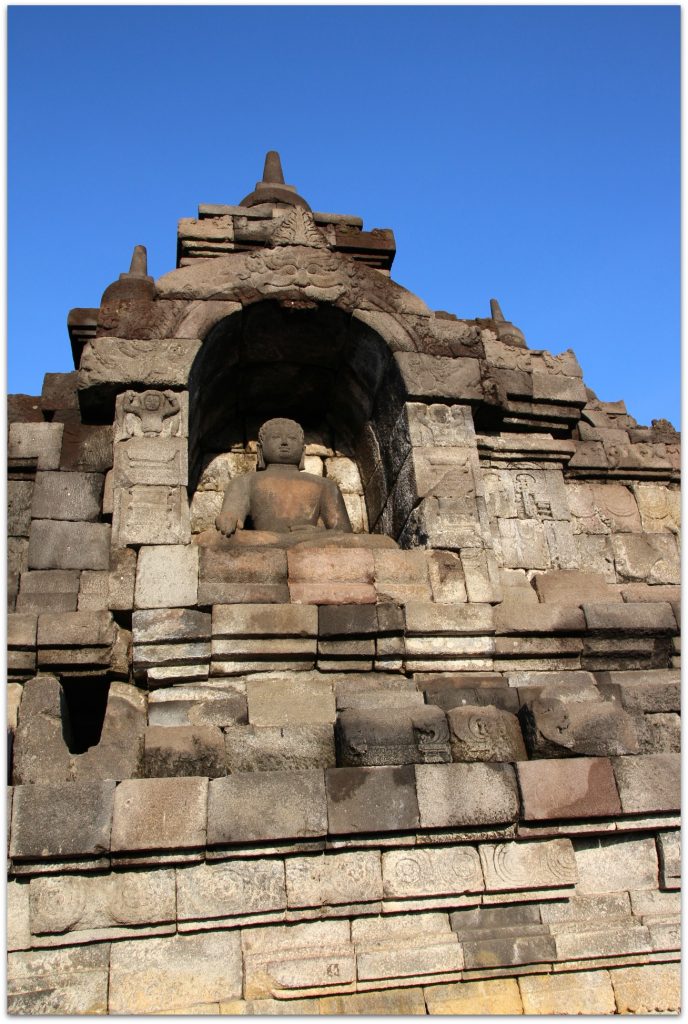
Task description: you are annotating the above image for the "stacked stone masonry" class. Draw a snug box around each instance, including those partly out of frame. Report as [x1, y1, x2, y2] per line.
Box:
[7, 155, 680, 1014]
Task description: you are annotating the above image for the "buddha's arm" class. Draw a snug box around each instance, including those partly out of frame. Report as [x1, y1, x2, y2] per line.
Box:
[320, 479, 353, 532]
[215, 475, 252, 536]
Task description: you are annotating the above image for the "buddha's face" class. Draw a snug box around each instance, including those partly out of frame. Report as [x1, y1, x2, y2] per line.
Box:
[259, 419, 304, 466]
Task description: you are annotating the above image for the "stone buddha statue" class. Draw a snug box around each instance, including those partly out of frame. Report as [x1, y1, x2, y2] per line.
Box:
[195, 417, 395, 549]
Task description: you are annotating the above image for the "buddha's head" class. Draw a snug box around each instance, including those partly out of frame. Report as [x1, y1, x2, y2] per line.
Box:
[257, 417, 305, 470]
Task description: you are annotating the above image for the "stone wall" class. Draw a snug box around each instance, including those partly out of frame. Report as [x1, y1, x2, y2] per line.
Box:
[7, 175, 680, 1014]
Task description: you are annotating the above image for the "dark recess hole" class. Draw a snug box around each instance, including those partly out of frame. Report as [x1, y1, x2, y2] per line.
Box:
[61, 679, 110, 754]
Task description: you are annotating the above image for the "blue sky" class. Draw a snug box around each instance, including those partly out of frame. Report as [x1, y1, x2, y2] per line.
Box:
[8, 5, 680, 428]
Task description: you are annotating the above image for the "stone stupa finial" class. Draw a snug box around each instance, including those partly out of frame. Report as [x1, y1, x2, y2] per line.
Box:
[262, 150, 286, 185]
[488, 297, 527, 349]
[128, 244, 151, 279]
[239, 150, 312, 211]
[490, 298, 506, 322]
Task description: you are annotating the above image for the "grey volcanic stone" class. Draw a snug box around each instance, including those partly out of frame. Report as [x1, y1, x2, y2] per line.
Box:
[143, 725, 226, 778]
[612, 753, 680, 814]
[8, 481, 33, 537]
[326, 765, 419, 834]
[71, 684, 146, 782]
[208, 770, 327, 844]
[8, 422, 64, 470]
[28, 520, 110, 570]
[519, 698, 639, 758]
[133, 608, 211, 643]
[111, 777, 208, 852]
[516, 757, 621, 820]
[335, 706, 450, 766]
[224, 724, 335, 772]
[15, 573, 79, 610]
[31, 472, 104, 522]
[12, 675, 71, 784]
[415, 763, 519, 828]
[447, 705, 527, 762]
[10, 780, 115, 859]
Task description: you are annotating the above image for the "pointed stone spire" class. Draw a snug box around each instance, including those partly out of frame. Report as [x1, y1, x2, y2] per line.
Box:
[490, 298, 505, 322]
[262, 150, 285, 185]
[488, 298, 526, 349]
[128, 244, 151, 279]
[99, 243, 156, 312]
[240, 150, 311, 211]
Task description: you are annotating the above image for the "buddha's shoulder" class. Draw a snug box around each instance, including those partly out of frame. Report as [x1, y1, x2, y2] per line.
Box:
[298, 471, 331, 486]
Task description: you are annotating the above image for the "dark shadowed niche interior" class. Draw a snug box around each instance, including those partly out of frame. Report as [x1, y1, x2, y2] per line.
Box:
[187, 301, 406, 533]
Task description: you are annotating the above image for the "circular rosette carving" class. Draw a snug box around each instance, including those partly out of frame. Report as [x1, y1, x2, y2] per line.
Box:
[391, 853, 423, 889]
[33, 879, 86, 934]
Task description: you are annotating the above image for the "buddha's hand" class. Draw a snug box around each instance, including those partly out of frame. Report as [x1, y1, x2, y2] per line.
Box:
[215, 510, 244, 537]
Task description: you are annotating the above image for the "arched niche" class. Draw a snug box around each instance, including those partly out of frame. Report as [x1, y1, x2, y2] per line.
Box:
[187, 300, 407, 535]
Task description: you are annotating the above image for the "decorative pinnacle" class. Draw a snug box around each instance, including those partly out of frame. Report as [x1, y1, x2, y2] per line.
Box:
[128, 245, 149, 277]
[490, 298, 505, 322]
[262, 151, 286, 185]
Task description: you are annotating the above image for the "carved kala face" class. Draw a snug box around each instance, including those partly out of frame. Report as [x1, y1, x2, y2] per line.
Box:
[259, 419, 304, 466]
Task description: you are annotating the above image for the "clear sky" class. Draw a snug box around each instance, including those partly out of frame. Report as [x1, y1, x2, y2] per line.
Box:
[8, 5, 680, 428]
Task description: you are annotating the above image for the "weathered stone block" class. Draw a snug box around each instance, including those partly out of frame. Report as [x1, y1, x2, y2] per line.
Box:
[289, 581, 377, 605]
[108, 547, 137, 610]
[8, 422, 64, 470]
[7, 945, 110, 1014]
[532, 569, 620, 606]
[447, 705, 527, 762]
[8, 480, 33, 536]
[111, 777, 208, 852]
[71, 683, 146, 782]
[246, 676, 335, 727]
[12, 674, 71, 784]
[326, 765, 419, 834]
[31, 471, 103, 522]
[176, 858, 287, 921]
[288, 545, 374, 584]
[143, 725, 226, 777]
[113, 484, 190, 545]
[29, 868, 176, 936]
[517, 757, 621, 820]
[405, 601, 494, 635]
[479, 838, 578, 891]
[225, 724, 335, 772]
[213, 602, 317, 637]
[657, 830, 680, 889]
[336, 706, 450, 767]
[108, 930, 242, 1013]
[286, 850, 383, 907]
[37, 610, 116, 649]
[134, 545, 198, 608]
[208, 770, 327, 844]
[612, 533, 680, 585]
[395, 352, 483, 401]
[114, 436, 187, 487]
[133, 607, 211, 643]
[78, 335, 201, 392]
[318, 603, 378, 637]
[28, 520, 110, 570]
[424, 978, 523, 1015]
[495, 602, 585, 634]
[612, 753, 680, 813]
[10, 780, 115, 859]
[77, 570, 109, 610]
[598, 668, 680, 713]
[583, 600, 677, 634]
[7, 879, 31, 952]
[58, 422, 113, 473]
[382, 845, 483, 898]
[609, 963, 681, 1014]
[574, 835, 658, 893]
[519, 697, 639, 757]
[318, 989, 426, 1015]
[198, 546, 289, 604]
[415, 763, 519, 828]
[519, 969, 615, 1015]
[427, 550, 468, 603]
